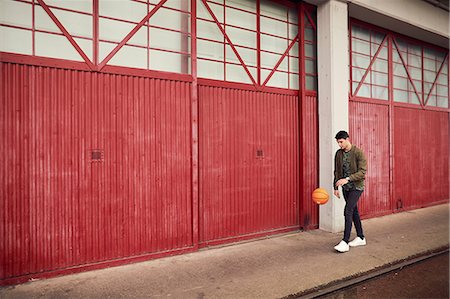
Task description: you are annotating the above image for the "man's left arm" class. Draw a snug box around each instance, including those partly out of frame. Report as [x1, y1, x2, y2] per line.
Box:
[349, 150, 367, 181]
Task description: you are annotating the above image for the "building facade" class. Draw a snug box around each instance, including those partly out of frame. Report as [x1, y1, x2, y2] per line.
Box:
[0, 0, 448, 285]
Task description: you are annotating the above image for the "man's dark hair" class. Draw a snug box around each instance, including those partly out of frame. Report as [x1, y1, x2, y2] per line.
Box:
[335, 130, 349, 140]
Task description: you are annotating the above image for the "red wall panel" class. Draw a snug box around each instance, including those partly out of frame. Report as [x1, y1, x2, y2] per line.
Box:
[0, 63, 193, 281]
[394, 107, 449, 209]
[349, 101, 390, 217]
[300, 94, 319, 229]
[199, 85, 299, 243]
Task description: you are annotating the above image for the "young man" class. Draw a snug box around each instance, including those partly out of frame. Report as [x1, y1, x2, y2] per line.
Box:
[333, 130, 367, 253]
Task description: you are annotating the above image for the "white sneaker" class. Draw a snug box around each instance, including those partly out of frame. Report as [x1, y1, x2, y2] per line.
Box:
[349, 237, 366, 247]
[334, 240, 349, 253]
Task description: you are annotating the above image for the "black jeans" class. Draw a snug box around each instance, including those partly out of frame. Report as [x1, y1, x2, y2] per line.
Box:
[342, 189, 364, 243]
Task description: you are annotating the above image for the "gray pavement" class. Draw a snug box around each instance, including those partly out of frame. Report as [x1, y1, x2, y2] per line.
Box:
[1, 203, 449, 299]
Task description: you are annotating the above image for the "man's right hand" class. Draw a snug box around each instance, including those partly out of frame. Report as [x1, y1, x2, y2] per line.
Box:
[334, 189, 340, 198]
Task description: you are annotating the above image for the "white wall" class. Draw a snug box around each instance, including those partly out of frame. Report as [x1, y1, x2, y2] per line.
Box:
[349, 0, 449, 38]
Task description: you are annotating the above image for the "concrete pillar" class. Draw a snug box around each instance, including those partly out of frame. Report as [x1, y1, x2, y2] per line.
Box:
[317, 0, 349, 233]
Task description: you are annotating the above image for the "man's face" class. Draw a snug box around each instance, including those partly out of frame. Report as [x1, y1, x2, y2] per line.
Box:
[336, 138, 350, 150]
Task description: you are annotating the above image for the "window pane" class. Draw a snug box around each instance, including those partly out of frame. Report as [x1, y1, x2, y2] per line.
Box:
[305, 59, 316, 74]
[226, 64, 254, 84]
[150, 50, 189, 73]
[150, 7, 189, 32]
[352, 39, 370, 54]
[304, 27, 314, 41]
[373, 59, 388, 73]
[99, 0, 147, 22]
[408, 67, 421, 80]
[437, 85, 448, 97]
[0, 26, 32, 55]
[266, 71, 288, 89]
[394, 90, 408, 102]
[150, 27, 189, 53]
[51, 9, 92, 38]
[289, 57, 299, 73]
[352, 68, 365, 83]
[198, 59, 224, 80]
[197, 1, 223, 22]
[261, 51, 282, 69]
[261, 34, 286, 53]
[410, 80, 422, 93]
[226, 45, 257, 67]
[352, 53, 370, 70]
[198, 40, 224, 60]
[393, 62, 407, 77]
[100, 18, 135, 43]
[351, 25, 370, 41]
[408, 44, 421, 56]
[226, 7, 256, 31]
[46, 0, 92, 12]
[424, 58, 436, 71]
[357, 84, 370, 97]
[371, 44, 387, 59]
[35, 32, 83, 61]
[228, 0, 256, 11]
[35, 6, 61, 33]
[437, 96, 448, 108]
[305, 43, 316, 58]
[424, 70, 436, 83]
[427, 94, 437, 106]
[372, 86, 388, 100]
[437, 72, 448, 85]
[290, 73, 299, 90]
[408, 53, 421, 68]
[306, 75, 317, 91]
[109, 45, 147, 69]
[226, 26, 256, 49]
[372, 72, 388, 86]
[261, 0, 286, 19]
[409, 92, 421, 105]
[0, 0, 32, 28]
[197, 20, 223, 42]
[394, 76, 408, 90]
[261, 16, 286, 37]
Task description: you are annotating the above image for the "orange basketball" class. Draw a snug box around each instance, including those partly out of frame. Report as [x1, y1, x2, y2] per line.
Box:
[312, 188, 329, 205]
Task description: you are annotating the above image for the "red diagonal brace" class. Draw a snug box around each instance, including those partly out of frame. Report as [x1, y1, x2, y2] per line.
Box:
[424, 54, 448, 106]
[354, 34, 388, 97]
[37, 0, 95, 70]
[262, 34, 299, 87]
[201, 0, 257, 86]
[392, 38, 424, 107]
[98, 0, 168, 71]
[304, 8, 316, 31]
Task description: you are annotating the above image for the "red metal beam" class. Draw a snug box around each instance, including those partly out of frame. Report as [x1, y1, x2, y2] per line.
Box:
[93, 0, 99, 66]
[257, 0, 261, 85]
[190, 0, 199, 249]
[391, 38, 424, 108]
[262, 34, 299, 87]
[201, 0, 257, 86]
[97, 0, 168, 71]
[424, 54, 449, 106]
[353, 34, 388, 97]
[36, 0, 95, 70]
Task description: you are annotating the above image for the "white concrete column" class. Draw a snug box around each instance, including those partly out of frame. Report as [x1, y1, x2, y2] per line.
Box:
[317, 0, 349, 233]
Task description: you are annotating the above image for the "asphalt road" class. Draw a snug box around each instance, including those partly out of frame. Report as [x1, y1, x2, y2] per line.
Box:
[321, 252, 449, 299]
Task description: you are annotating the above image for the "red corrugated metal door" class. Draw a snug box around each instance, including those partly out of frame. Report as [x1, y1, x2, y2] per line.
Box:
[350, 101, 390, 218]
[0, 63, 193, 280]
[199, 85, 300, 245]
[394, 108, 449, 210]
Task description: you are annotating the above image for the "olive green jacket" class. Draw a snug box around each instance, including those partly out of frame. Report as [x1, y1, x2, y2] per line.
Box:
[333, 145, 367, 190]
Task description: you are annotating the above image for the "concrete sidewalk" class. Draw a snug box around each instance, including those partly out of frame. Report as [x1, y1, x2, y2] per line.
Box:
[1, 204, 449, 299]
